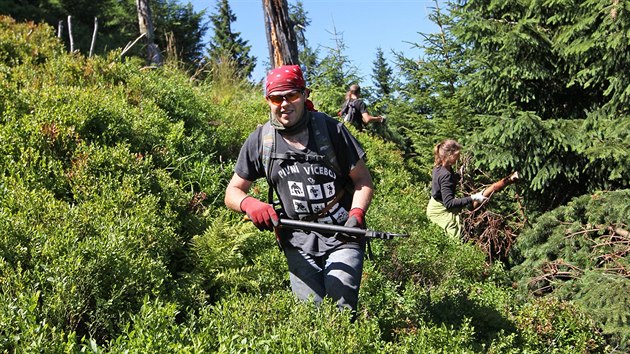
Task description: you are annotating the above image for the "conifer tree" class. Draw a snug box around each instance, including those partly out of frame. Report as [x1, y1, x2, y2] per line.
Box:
[447, 0, 630, 209]
[153, 1, 209, 65]
[371, 47, 392, 97]
[307, 24, 359, 115]
[207, 0, 256, 79]
[369, 47, 394, 117]
[449, 0, 618, 120]
[392, 2, 473, 163]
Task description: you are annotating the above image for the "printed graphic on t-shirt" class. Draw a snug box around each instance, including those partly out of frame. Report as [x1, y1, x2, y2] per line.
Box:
[311, 202, 326, 214]
[276, 158, 343, 219]
[317, 216, 333, 224]
[293, 199, 309, 214]
[307, 184, 323, 199]
[323, 181, 335, 198]
[288, 181, 305, 197]
[332, 206, 349, 223]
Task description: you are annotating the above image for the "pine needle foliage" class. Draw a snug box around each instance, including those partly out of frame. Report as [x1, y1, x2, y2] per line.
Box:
[549, 0, 630, 114]
[205, 0, 256, 80]
[512, 189, 630, 349]
[470, 109, 630, 212]
[308, 26, 360, 115]
[452, 0, 601, 119]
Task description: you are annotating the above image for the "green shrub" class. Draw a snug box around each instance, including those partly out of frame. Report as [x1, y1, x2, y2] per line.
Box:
[394, 318, 478, 353]
[0, 16, 63, 67]
[0, 285, 80, 352]
[0, 174, 182, 341]
[107, 297, 213, 353]
[205, 291, 390, 353]
[513, 298, 605, 353]
[385, 223, 487, 288]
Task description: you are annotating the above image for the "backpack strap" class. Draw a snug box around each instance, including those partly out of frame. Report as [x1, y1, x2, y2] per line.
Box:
[302, 188, 346, 222]
[310, 112, 341, 175]
[260, 121, 276, 204]
[261, 122, 274, 177]
[340, 99, 350, 116]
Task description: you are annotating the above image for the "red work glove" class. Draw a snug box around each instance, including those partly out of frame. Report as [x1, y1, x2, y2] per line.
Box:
[336, 208, 366, 242]
[345, 208, 366, 229]
[240, 196, 279, 231]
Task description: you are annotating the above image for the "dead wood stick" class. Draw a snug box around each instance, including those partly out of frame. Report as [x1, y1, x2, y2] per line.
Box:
[89, 17, 98, 57]
[473, 171, 520, 208]
[67, 15, 74, 53]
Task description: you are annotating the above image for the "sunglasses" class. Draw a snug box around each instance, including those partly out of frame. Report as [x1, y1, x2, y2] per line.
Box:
[266, 91, 303, 106]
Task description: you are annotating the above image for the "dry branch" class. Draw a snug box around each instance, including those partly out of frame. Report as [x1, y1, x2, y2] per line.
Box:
[89, 17, 98, 57]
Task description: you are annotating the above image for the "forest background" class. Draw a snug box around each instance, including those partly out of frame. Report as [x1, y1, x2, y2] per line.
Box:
[0, 0, 629, 352]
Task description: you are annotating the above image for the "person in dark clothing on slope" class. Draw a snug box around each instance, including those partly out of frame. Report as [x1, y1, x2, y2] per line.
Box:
[224, 65, 376, 315]
[339, 84, 384, 131]
[426, 139, 486, 238]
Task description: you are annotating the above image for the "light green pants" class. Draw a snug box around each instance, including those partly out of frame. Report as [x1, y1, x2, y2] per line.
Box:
[426, 197, 461, 238]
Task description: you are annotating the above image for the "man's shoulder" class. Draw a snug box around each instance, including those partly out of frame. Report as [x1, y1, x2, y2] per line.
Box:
[249, 123, 267, 140]
[241, 123, 267, 152]
[311, 111, 341, 128]
[311, 110, 335, 119]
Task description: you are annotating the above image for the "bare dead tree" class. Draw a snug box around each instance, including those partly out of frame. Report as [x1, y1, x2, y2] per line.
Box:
[89, 17, 98, 57]
[262, 0, 299, 68]
[67, 15, 74, 52]
[57, 20, 63, 38]
[136, 0, 163, 66]
[263, 1, 274, 68]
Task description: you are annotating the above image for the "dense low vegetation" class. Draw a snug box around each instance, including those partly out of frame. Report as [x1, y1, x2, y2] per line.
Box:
[0, 15, 628, 352]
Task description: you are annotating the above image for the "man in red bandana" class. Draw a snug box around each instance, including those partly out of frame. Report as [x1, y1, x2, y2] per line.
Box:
[224, 65, 375, 316]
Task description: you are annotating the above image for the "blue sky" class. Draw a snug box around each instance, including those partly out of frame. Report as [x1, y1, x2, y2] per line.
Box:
[189, 0, 444, 85]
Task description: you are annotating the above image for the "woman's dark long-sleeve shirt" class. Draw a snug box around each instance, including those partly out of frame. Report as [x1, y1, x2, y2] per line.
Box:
[431, 165, 472, 211]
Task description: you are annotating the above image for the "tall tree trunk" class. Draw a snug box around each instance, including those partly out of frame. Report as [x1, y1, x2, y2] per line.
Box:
[136, 0, 162, 66]
[262, 0, 299, 68]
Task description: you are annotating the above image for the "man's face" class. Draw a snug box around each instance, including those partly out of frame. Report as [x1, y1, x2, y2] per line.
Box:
[266, 90, 305, 127]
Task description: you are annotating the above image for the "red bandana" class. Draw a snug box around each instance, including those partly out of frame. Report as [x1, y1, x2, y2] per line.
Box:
[265, 65, 306, 96]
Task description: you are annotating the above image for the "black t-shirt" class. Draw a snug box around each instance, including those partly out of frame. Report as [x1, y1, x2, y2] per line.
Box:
[235, 112, 366, 255]
[431, 165, 472, 211]
[354, 99, 368, 115]
[341, 98, 368, 130]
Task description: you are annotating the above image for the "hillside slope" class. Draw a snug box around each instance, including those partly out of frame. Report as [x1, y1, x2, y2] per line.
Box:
[0, 16, 622, 352]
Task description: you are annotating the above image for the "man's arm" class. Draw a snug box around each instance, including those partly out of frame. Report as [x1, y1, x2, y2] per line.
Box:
[355, 100, 383, 124]
[348, 159, 374, 212]
[224, 173, 253, 212]
[225, 173, 278, 230]
[361, 112, 384, 124]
